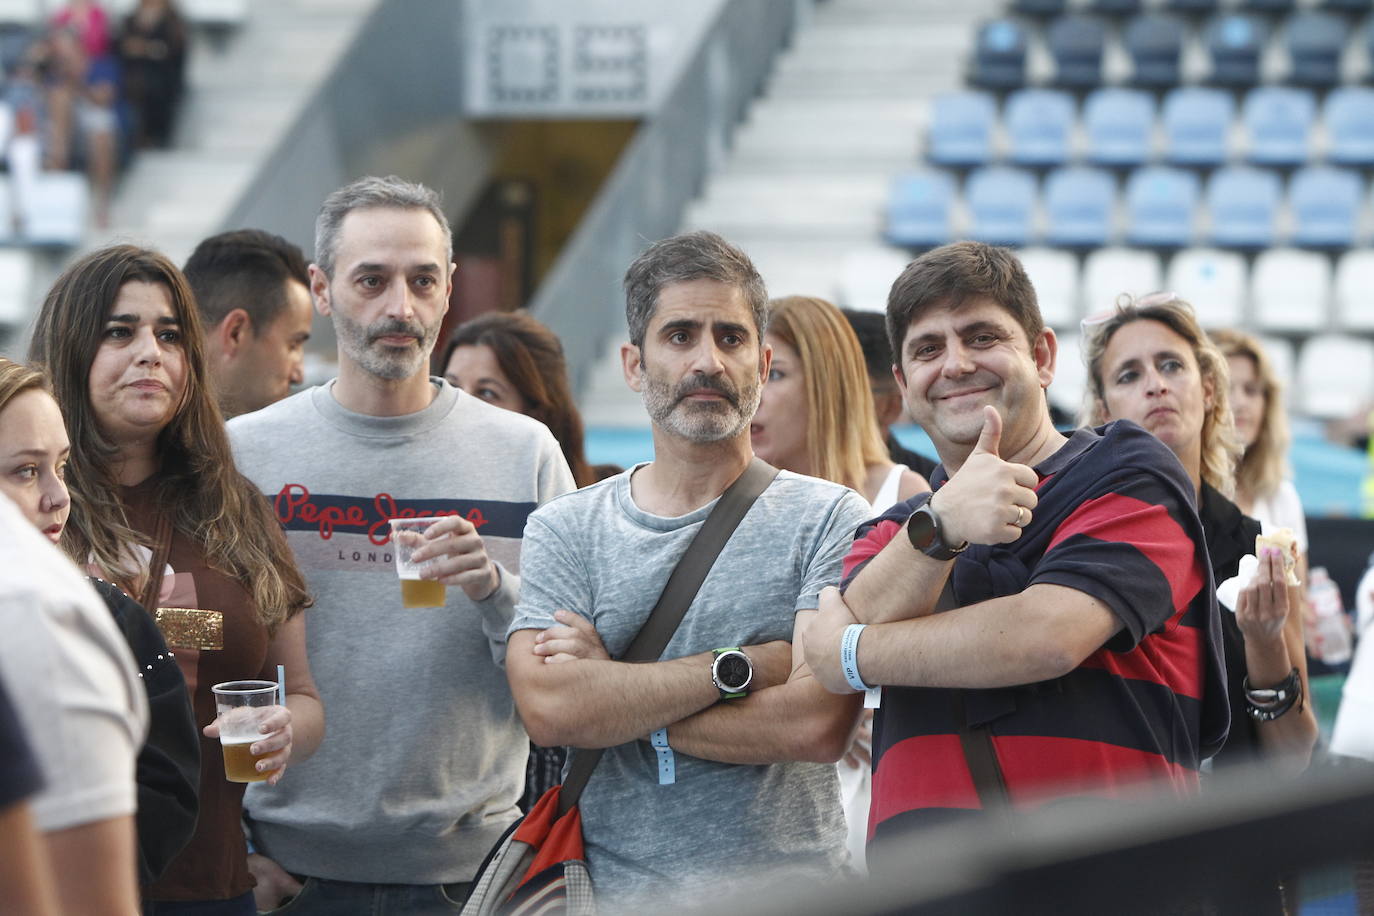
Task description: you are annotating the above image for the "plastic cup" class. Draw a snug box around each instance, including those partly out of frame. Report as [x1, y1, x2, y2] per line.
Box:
[211, 680, 281, 783]
[390, 517, 447, 608]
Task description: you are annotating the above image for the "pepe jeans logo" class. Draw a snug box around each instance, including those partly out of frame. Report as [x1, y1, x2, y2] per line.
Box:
[272, 484, 490, 545]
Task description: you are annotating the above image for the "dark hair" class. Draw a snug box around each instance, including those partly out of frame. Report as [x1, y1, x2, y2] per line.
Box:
[841, 308, 896, 384]
[444, 311, 595, 487]
[622, 230, 768, 349]
[183, 228, 309, 333]
[28, 244, 310, 634]
[886, 241, 1043, 361]
[315, 175, 451, 278]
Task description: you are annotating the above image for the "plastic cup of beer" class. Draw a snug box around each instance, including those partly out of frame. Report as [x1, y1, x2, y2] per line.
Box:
[211, 680, 281, 783]
[390, 517, 446, 608]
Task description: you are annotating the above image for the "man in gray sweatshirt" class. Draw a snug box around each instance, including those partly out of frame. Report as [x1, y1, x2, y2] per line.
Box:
[227, 176, 574, 913]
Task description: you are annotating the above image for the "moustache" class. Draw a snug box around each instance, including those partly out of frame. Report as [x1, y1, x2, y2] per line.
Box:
[367, 319, 426, 343]
[674, 373, 740, 407]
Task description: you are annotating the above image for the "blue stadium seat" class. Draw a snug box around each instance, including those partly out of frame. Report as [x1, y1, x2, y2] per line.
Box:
[1162, 87, 1234, 166]
[1323, 0, 1371, 13]
[1205, 166, 1281, 248]
[885, 171, 956, 248]
[1126, 166, 1199, 247]
[966, 167, 1038, 247]
[1044, 166, 1117, 247]
[971, 19, 1029, 89]
[1290, 166, 1363, 249]
[1004, 89, 1075, 167]
[1084, 88, 1155, 166]
[1123, 13, 1187, 87]
[927, 92, 997, 168]
[1241, 0, 1295, 14]
[1205, 14, 1268, 87]
[1286, 12, 1346, 87]
[1089, 0, 1143, 16]
[1325, 87, 1374, 167]
[1013, 0, 1067, 16]
[1167, 0, 1219, 16]
[1047, 15, 1108, 88]
[1243, 86, 1316, 166]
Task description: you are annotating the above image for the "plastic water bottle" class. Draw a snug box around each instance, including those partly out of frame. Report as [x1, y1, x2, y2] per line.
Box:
[1308, 567, 1353, 665]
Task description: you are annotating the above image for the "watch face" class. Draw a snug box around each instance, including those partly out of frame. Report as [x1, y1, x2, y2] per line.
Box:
[907, 505, 936, 550]
[715, 653, 751, 691]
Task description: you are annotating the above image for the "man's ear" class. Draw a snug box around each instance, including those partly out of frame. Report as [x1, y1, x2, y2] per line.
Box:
[217, 309, 253, 357]
[1034, 327, 1058, 390]
[308, 264, 331, 317]
[621, 342, 643, 393]
[758, 341, 772, 385]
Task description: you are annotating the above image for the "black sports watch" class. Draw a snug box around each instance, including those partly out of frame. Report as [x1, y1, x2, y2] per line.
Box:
[906, 500, 968, 561]
[711, 647, 753, 699]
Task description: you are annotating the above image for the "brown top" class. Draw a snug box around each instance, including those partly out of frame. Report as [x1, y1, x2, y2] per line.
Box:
[125, 478, 271, 902]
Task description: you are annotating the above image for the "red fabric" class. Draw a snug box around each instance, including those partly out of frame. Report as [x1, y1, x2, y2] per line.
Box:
[513, 786, 586, 890]
[1046, 492, 1204, 618]
[843, 518, 902, 581]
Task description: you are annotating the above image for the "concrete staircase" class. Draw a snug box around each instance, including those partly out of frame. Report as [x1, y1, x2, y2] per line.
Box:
[582, 0, 1002, 427]
[96, 0, 375, 265]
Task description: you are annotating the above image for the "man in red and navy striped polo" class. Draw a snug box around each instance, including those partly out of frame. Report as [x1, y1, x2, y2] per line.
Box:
[805, 241, 1229, 863]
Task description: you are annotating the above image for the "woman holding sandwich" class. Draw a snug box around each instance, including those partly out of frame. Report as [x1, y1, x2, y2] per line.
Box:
[1080, 295, 1317, 775]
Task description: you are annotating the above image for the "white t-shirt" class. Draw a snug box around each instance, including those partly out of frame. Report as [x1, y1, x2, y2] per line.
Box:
[1248, 479, 1308, 553]
[0, 494, 147, 831]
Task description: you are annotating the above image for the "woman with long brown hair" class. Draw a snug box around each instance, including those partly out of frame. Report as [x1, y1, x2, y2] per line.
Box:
[443, 310, 605, 488]
[28, 244, 324, 915]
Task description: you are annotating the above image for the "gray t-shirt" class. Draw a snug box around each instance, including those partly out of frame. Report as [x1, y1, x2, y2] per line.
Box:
[509, 465, 872, 904]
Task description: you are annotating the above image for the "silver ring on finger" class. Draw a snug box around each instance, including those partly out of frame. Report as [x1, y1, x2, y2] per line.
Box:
[1015, 505, 1029, 528]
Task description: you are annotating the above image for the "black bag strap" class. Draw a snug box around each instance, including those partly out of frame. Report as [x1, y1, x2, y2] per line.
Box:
[936, 578, 1011, 811]
[556, 457, 779, 816]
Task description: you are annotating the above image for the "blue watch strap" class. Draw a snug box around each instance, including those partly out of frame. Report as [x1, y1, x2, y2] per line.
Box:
[650, 728, 675, 785]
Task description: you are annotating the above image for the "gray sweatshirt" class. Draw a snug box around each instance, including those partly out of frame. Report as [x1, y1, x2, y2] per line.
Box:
[228, 379, 574, 884]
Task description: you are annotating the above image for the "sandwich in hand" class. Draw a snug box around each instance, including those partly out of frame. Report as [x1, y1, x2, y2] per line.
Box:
[1255, 528, 1301, 586]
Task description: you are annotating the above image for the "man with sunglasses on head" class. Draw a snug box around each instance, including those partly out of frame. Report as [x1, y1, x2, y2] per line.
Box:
[805, 242, 1230, 867]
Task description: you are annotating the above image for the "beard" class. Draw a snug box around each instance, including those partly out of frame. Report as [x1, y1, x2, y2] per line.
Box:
[641, 363, 762, 444]
[333, 311, 440, 381]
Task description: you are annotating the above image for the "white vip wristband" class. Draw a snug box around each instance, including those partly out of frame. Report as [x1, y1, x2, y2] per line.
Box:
[841, 623, 874, 693]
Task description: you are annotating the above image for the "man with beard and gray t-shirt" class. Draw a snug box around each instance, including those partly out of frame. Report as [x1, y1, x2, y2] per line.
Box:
[228, 176, 574, 913]
[506, 231, 871, 908]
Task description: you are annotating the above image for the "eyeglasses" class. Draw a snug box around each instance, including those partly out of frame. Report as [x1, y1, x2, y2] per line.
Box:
[1079, 290, 1179, 336]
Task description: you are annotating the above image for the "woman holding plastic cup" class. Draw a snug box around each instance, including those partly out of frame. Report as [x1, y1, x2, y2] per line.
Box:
[1081, 296, 1316, 774]
[28, 245, 323, 915]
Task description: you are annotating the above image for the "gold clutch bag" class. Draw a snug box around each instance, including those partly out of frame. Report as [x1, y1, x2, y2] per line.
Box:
[154, 607, 224, 650]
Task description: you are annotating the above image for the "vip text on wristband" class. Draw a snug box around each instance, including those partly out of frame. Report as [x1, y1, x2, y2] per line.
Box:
[841, 623, 874, 692]
[650, 728, 675, 785]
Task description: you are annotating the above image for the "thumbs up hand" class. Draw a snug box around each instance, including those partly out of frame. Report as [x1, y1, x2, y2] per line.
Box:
[928, 406, 1040, 547]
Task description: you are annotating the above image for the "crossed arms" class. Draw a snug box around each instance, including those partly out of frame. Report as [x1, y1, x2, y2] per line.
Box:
[506, 609, 863, 765]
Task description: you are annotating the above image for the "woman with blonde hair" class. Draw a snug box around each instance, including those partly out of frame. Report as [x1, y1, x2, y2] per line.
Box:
[1210, 329, 1311, 586]
[28, 245, 323, 915]
[751, 295, 927, 507]
[751, 294, 929, 873]
[1082, 295, 1316, 779]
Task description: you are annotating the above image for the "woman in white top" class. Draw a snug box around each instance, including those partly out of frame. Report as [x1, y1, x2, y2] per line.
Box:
[750, 294, 929, 873]
[1211, 329, 1309, 566]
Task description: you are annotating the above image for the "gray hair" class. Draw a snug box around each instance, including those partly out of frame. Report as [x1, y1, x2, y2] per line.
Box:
[314, 175, 452, 277]
[622, 231, 768, 349]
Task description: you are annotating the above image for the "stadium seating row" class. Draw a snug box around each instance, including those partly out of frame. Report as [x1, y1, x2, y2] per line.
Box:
[887, 163, 1371, 248]
[831, 244, 1372, 419]
[930, 86, 1374, 168]
[1013, 0, 1374, 19]
[973, 10, 1371, 89]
